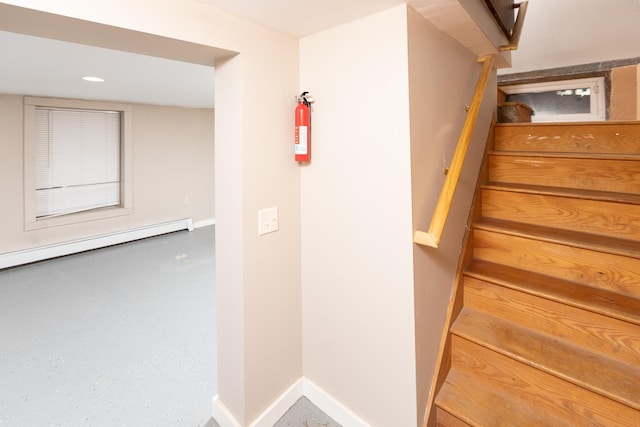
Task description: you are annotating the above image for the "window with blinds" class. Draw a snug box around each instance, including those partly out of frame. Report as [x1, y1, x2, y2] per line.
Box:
[35, 107, 121, 218]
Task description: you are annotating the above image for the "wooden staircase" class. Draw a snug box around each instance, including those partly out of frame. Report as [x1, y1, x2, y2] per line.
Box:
[430, 121, 640, 426]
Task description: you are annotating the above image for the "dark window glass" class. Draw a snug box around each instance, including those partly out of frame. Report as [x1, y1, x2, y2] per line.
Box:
[506, 88, 591, 116]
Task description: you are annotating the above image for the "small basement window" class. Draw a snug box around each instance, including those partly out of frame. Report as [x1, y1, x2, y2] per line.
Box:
[24, 97, 132, 230]
[501, 77, 605, 122]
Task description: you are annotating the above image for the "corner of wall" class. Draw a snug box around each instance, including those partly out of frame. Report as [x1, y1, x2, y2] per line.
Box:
[212, 378, 373, 427]
[299, 6, 417, 427]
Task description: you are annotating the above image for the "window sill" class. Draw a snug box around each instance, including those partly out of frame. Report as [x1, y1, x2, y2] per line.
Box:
[25, 206, 132, 231]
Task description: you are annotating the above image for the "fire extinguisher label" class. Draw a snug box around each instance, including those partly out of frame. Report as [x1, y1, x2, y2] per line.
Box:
[295, 125, 308, 155]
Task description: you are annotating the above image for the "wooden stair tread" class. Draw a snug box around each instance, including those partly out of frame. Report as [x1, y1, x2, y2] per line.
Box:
[482, 182, 640, 205]
[495, 121, 640, 127]
[489, 150, 640, 161]
[465, 259, 640, 326]
[494, 121, 640, 155]
[436, 369, 572, 427]
[452, 308, 640, 410]
[475, 217, 640, 259]
[463, 274, 640, 366]
[451, 336, 640, 426]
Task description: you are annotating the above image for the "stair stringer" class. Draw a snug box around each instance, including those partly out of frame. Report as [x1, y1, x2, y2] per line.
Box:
[422, 117, 497, 427]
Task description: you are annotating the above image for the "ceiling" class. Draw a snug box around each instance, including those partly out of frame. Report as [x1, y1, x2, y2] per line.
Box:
[0, 30, 216, 108]
[194, 0, 408, 38]
[0, 0, 409, 109]
[2, 1, 636, 109]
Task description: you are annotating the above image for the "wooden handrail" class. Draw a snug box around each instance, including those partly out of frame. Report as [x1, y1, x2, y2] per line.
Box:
[500, 1, 528, 51]
[414, 54, 495, 248]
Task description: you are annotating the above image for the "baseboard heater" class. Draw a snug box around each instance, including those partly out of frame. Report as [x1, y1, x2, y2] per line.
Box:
[0, 218, 194, 270]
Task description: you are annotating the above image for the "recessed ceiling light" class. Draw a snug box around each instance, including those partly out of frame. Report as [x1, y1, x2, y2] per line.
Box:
[82, 76, 105, 82]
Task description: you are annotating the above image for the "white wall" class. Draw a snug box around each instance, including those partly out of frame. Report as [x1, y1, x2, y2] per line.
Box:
[299, 6, 498, 425]
[132, 104, 215, 225]
[503, 0, 640, 74]
[406, 7, 496, 424]
[1, 2, 503, 426]
[0, 2, 301, 425]
[300, 6, 418, 426]
[0, 94, 214, 253]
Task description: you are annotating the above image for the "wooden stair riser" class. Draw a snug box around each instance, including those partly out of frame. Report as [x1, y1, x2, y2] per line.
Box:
[436, 369, 571, 427]
[452, 308, 640, 411]
[463, 276, 640, 365]
[466, 260, 640, 326]
[450, 336, 640, 426]
[473, 228, 640, 298]
[481, 188, 640, 241]
[488, 155, 640, 193]
[434, 408, 471, 427]
[494, 123, 640, 154]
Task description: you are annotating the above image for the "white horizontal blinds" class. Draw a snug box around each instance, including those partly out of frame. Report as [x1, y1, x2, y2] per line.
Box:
[35, 107, 121, 218]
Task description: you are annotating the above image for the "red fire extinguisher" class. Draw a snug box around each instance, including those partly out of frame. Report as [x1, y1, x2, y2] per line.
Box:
[295, 92, 312, 163]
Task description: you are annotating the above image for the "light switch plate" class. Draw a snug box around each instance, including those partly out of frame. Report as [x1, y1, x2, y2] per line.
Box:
[258, 207, 279, 236]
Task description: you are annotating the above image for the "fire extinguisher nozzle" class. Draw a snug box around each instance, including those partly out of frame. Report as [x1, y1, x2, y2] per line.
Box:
[297, 92, 314, 106]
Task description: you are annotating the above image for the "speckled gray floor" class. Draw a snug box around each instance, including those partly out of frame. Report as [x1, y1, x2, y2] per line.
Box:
[204, 417, 221, 427]
[204, 396, 340, 427]
[274, 397, 341, 427]
[0, 226, 217, 427]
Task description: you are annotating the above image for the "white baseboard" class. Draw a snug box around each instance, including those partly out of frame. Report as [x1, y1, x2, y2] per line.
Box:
[212, 377, 371, 427]
[249, 379, 304, 427]
[0, 218, 193, 269]
[194, 218, 216, 229]
[211, 396, 241, 427]
[302, 379, 372, 427]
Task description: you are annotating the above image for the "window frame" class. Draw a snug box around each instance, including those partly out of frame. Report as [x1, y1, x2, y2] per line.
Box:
[501, 77, 606, 123]
[24, 96, 133, 230]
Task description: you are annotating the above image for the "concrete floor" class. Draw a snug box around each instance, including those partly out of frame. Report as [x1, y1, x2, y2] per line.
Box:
[0, 226, 217, 426]
[0, 225, 340, 426]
